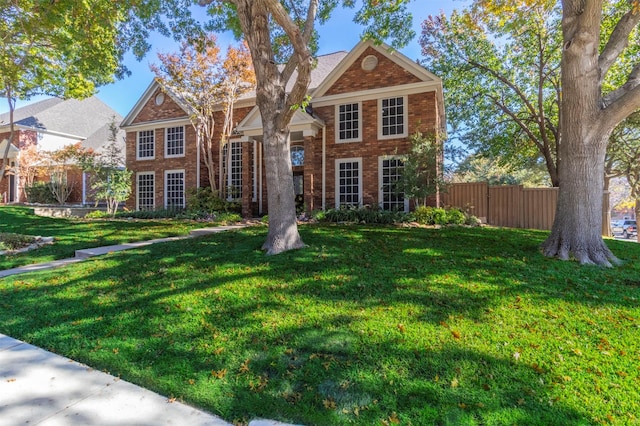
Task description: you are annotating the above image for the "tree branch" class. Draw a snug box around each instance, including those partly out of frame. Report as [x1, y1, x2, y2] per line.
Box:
[598, 6, 640, 85]
[600, 65, 640, 130]
[264, 0, 317, 126]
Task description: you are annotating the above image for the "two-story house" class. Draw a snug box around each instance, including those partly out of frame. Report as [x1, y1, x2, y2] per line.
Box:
[121, 40, 445, 216]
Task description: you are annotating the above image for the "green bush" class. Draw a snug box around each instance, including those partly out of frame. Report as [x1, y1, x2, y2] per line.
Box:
[0, 233, 36, 250]
[412, 206, 476, 226]
[321, 205, 412, 224]
[85, 210, 111, 219]
[187, 187, 240, 214]
[446, 208, 466, 225]
[24, 182, 56, 204]
[114, 209, 182, 219]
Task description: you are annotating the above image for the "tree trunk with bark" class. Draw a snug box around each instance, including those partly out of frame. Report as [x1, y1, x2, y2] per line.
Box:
[541, 0, 620, 265]
[235, 0, 306, 255]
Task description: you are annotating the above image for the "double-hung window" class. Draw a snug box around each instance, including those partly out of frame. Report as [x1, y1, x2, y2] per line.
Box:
[335, 158, 362, 207]
[137, 130, 155, 160]
[165, 170, 185, 209]
[379, 96, 408, 139]
[137, 172, 155, 211]
[336, 102, 362, 142]
[379, 156, 407, 212]
[165, 126, 185, 157]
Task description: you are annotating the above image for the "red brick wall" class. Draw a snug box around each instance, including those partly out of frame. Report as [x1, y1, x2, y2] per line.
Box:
[131, 89, 189, 125]
[324, 47, 422, 96]
[125, 103, 254, 210]
[313, 91, 438, 209]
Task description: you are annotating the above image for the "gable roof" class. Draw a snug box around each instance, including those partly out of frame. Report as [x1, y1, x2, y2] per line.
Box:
[121, 51, 349, 129]
[312, 40, 442, 99]
[0, 96, 122, 140]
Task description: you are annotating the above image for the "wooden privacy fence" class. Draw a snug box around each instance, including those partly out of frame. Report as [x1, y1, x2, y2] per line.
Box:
[442, 182, 558, 231]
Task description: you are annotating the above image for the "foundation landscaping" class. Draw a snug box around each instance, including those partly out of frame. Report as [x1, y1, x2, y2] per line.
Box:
[0, 205, 639, 425]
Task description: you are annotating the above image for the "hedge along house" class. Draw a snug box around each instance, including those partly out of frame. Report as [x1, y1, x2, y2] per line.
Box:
[121, 40, 445, 216]
[0, 97, 124, 205]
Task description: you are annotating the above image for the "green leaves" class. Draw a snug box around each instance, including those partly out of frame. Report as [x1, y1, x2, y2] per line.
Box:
[420, 5, 563, 186]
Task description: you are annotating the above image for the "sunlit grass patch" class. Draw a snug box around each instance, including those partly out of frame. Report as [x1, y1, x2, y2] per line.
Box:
[1, 224, 639, 425]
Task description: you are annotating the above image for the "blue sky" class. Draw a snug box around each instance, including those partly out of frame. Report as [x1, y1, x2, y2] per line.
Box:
[1, 1, 460, 117]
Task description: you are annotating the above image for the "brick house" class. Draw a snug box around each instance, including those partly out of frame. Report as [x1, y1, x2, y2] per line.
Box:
[0, 96, 124, 204]
[121, 40, 445, 216]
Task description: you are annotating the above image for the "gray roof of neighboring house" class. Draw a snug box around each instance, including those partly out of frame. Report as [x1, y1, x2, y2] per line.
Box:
[0, 96, 122, 140]
[82, 123, 126, 163]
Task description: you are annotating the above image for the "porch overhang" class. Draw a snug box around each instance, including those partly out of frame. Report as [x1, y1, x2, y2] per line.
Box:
[236, 106, 324, 141]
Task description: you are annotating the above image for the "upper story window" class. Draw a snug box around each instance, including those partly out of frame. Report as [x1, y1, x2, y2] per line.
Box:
[137, 130, 155, 160]
[291, 145, 304, 167]
[336, 102, 362, 143]
[165, 126, 185, 157]
[379, 96, 408, 139]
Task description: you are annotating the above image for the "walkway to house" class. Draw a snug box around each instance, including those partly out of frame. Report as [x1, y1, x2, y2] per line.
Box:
[0, 224, 300, 426]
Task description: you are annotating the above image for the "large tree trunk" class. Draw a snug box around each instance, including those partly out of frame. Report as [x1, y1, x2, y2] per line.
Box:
[260, 124, 305, 254]
[236, 0, 305, 255]
[541, 0, 619, 266]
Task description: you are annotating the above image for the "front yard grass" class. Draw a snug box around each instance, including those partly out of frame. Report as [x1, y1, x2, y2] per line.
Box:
[0, 206, 210, 270]
[1, 224, 639, 425]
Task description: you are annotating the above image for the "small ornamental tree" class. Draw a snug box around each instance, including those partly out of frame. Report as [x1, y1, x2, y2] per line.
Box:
[152, 35, 255, 195]
[395, 132, 445, 208]
[80, 119, 132, 215]
[41, 143, 95, 205]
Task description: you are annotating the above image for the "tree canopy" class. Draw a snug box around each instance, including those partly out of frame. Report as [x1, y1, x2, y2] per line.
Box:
[152, 34, 255, 195]
[0, 0, 202, 186]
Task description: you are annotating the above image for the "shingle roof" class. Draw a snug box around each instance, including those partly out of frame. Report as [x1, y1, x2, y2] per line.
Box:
[0, 96, 121, 139]
[236, 50, 349, 101]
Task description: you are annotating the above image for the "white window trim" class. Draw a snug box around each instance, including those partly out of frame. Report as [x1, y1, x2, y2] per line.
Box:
[164, 169, 186, 209]
[378, 155, 409, 212]
[335, 157, 362, 208]
[136, 130, 155, 161]
[164, 126, 185, 158]
[335, 102, 363, 143]
[378, 95, 408, 140]
[136, 171, 155, 211]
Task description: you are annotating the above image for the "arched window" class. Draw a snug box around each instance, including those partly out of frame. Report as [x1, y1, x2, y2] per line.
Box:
[291, 145, 304, 166]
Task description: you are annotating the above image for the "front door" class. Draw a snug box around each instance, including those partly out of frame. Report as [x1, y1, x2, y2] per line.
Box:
[293, 172, 304, 212]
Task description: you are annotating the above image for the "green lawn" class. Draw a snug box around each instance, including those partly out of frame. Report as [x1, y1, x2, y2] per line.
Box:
[0, 206, 207, 270]
[1, 220, 639, 425]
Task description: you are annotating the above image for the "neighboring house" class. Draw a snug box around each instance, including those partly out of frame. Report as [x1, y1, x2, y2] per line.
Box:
[121, 40, 445, 216]
[0, 96, 124, 204]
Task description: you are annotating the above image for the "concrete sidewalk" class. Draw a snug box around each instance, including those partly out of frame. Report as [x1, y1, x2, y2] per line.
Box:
[0, 334, 293, 426]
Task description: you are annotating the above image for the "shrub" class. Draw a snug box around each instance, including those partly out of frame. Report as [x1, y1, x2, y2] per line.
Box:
[24, 182, 56, 204]
[446, 208, 466, 225]
[412, 206, 475, 226]
[85, 210, 111, 219]
[321, 205, 412, 224]
[114, 209, 182, 219]
[187, 187, 240, 214]
[0, 233, 35, 251]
